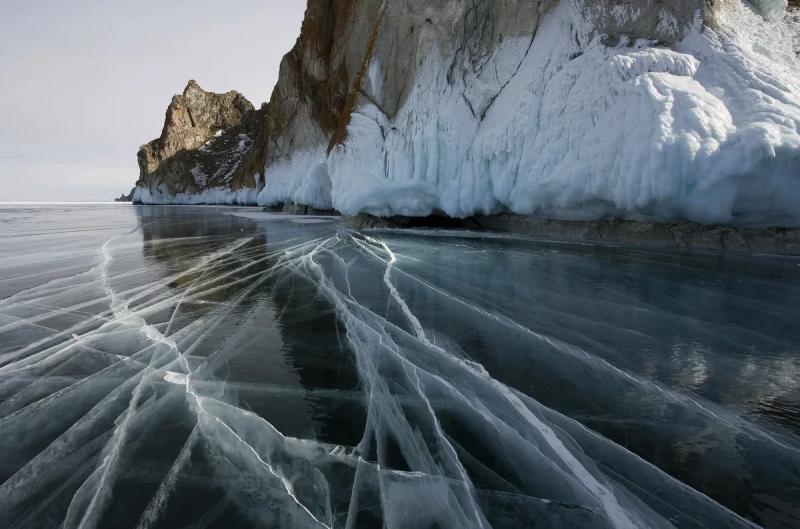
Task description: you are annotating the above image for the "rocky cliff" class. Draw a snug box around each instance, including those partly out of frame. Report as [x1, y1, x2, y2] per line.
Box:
[133, 0, 800, 226]
[133, 80, 266, 203]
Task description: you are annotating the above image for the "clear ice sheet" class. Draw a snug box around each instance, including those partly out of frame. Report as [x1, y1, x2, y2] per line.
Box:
[0, 204, 799, 529]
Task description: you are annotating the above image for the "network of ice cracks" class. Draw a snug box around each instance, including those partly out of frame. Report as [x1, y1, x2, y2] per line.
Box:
[1, 216, 799, 529]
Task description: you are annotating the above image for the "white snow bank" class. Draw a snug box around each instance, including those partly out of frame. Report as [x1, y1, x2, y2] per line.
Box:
[133, 185, 258, 205]
[263, 0, 800, 226]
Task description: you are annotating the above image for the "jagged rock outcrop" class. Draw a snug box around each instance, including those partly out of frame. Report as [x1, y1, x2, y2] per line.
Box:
[114, 187, 135, 202]
[133, 0, 800, 227]
[134, 80, 266, 203]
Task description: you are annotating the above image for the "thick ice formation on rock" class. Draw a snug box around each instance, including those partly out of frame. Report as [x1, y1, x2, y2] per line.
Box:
[256, 0, 799, 225]
[257, 148, 332, 210]
[787, 3, 800, 56]
[134, 0, 800, 227]
[132, 185, 259, 205]
[751, 0, 789, 20]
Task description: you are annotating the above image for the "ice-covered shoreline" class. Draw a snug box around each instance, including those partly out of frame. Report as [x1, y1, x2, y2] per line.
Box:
[132, 184, 259, 206]
[351, 212, 800, 255]
[313, 1, 800, 226]
[125, 193, 800, 255]
[134, 0, 800, 229]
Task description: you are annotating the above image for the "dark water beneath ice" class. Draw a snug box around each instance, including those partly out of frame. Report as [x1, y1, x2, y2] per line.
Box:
[0, 204, 799, 529]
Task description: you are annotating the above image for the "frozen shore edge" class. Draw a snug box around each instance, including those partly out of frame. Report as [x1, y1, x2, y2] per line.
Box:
[348, 213, 800, 256]
[128, 194, 800, 256]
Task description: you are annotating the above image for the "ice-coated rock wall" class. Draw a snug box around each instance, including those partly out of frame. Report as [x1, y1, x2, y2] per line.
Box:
[258, 0, 800, 225]
[135, 0, 800, 226]
[751, 0, 789, 20]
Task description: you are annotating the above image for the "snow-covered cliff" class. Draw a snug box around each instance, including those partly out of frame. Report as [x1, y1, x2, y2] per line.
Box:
[135, 0, 800, 226]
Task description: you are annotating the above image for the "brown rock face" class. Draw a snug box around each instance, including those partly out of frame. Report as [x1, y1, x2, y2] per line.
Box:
[137, 80, 262, 194]
[239, 0, 379, 179]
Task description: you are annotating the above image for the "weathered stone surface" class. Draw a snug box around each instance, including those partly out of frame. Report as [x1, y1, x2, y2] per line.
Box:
[137, 80, 263, 194]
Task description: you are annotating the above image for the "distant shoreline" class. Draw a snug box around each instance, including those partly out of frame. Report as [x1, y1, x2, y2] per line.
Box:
[0, 201, 127, 205]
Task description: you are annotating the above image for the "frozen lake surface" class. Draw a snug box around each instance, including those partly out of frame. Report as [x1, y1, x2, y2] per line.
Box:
[0, 204, 799, 529]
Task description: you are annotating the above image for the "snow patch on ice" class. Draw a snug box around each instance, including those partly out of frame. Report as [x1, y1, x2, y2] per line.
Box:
[164, 371, 188, 386]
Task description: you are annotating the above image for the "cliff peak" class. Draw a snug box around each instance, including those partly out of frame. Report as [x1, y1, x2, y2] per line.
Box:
[135, 80, 263, 198]
[184, 79, 202, 93]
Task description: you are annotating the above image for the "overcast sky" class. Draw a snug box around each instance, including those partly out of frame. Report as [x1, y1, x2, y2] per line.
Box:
[0, 1, 306, 202]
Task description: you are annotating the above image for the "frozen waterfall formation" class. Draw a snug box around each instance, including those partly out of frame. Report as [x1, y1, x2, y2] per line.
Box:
[133, 0, 800, 227]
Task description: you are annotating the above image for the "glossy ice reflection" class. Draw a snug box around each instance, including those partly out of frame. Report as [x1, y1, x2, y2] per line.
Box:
[0, 204, 798, 529]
